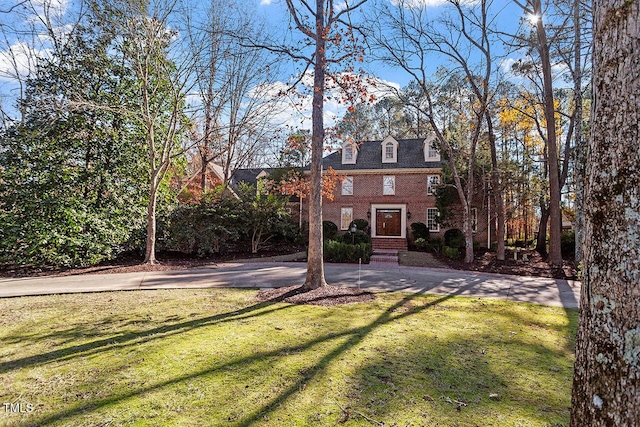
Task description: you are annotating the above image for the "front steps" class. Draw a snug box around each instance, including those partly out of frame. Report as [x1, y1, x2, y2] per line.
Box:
[371, 237, 407, 251]
[370, 249, 399, 265]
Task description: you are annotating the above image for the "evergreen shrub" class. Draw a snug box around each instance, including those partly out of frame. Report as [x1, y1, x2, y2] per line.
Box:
[323, 240, 372, 263]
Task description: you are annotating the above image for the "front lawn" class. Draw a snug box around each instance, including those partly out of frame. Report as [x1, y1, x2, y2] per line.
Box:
[0, 289, 577, 426]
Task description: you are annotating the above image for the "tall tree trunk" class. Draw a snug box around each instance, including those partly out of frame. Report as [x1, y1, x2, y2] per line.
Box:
[533, 0, 562, 267]
[303, 0, 328, 290]
[536, 204, 550, 254]
[486, 112, 505, 260]
[144, 183, 158, 264]
[570, 0, 640, 424]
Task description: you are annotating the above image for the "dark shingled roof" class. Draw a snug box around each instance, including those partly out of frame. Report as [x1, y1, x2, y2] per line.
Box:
[321, 138, 442, 171]
[229, 168, 276, 188]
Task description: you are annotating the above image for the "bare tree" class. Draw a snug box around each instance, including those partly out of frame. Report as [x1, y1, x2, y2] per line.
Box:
[115, 0, 196, 264]
[277, 0, 368, 290]
[570, 0, 639, 423]
[370, 0, 504, 263]
[184, 1, 281, 194]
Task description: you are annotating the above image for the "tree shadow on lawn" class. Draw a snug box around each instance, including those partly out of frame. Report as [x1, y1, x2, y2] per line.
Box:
[19, 279, 576, 426]
[23, 280, 480, 426]
[0, 287, 304, 375]
[347, 332, 574, 426]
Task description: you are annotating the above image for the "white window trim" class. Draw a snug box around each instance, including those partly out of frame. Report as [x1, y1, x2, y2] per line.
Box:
[383, 175, 395, 195]
[340, 207, 353, 230]
[381, 136, 398, 163]
[427, 208, 440, 232]
[341, 176, 353, 196]
[342, 142, 357, 164]
[423, 134, 441, 162]
[370, 204, 407, 238]
[427, 174, 440, 195]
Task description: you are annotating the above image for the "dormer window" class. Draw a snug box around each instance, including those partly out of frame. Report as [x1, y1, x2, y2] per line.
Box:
[381, 136, 398, 163]
[342, 142, 357, 164]
[423, 134, 441, 162]
[385, 142, 394, 159]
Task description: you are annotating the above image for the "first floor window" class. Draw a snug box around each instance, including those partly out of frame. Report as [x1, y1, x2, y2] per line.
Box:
[341, 207, 353, 230]
[342, 176, 353, 195]
[383, 175, 395, 195]
[471, 208, 478, 233]
[427, 208, 440, 232]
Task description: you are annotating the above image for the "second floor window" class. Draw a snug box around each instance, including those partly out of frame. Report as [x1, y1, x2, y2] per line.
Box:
[383, 175, 395, 195]
[342, 176, 353, 196]
[427, 175, 440, 195]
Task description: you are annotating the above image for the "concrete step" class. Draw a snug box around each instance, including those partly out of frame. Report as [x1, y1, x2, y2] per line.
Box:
[370, 249, 399, 265]
[371, 238, 408, 251]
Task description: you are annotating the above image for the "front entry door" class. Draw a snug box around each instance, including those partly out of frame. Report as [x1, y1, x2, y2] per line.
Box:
[376, 209, 402, 236]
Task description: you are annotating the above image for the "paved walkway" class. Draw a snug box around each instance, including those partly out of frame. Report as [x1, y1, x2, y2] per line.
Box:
[0, 262, 581, 308]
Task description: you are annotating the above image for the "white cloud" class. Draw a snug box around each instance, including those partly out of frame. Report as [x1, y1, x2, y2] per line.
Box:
[390, 0, 478, 8]
[0, 42, 45, 82]
[260, 0, 273, 5]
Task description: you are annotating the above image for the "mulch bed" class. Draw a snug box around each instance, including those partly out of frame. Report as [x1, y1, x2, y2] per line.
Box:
[437, 249, 578, 280]
[256, 285, 375, 306]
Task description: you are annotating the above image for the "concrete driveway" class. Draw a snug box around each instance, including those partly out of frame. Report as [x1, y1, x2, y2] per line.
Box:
[0, 262, 581, 308]
[0, 262, 580, 308]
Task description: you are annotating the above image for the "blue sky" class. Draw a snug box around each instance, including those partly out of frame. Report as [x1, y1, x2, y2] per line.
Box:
[247, 0, 538, 130]
[0, 0, 542, 130]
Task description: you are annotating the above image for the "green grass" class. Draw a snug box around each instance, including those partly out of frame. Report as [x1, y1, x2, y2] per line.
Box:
[0, 289, 577, 426]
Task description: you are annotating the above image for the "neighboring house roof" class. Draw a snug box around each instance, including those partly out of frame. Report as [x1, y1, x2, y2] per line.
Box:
[322, 138, 442, 171]
[230, 168, 277, 188]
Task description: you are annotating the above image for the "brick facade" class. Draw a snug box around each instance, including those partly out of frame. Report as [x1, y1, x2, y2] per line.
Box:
[299, 136, 494, 249]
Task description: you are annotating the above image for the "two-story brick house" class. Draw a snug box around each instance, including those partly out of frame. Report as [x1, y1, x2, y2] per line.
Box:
[307, 134, 492, 251]
[180, 134, 493, 252]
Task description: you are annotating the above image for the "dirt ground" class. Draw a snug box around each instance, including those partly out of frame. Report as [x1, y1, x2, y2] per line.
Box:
[256, 284, 375, 306]
[434, 249, 579, 280]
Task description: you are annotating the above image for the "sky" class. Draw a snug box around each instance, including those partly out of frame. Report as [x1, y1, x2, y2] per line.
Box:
[0, 0, 548, 131]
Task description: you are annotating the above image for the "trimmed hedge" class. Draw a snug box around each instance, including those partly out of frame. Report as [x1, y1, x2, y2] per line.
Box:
[323, 221, 338, 240]
[410, 222, 430, 241]
[323, 240, 372, 263]
[340, 229, 371, 245]
[350, 219, 369, 232]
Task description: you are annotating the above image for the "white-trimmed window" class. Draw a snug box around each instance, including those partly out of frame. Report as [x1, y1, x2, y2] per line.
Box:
[427, 208, 440, 232]
[385, 142, 394, 159]
[427, 175, 440, 195]
[340, 207, 353, 230]
[342, 142, 357, 164]
[423, 134, 441, 162]
[341, 176, 353, 196]
[471, 208, 478, 233]
[428, 141, 438, 159]
[381, 136, 398, 163]
[383, 175, 395, 195]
